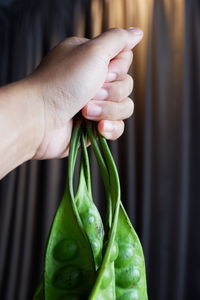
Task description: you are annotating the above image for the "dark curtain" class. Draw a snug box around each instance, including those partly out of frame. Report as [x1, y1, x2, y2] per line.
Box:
[0, 0, 199, 300]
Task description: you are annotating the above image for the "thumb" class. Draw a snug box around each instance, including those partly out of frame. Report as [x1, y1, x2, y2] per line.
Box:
[90, 27, 143, 61]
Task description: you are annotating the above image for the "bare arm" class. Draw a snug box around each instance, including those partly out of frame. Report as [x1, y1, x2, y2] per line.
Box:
[0, 78, 43, 177]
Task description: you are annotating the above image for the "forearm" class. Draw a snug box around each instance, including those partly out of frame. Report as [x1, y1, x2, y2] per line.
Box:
[0, 78, 42, 179]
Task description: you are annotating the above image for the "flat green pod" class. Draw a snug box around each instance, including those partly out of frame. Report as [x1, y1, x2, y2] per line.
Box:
[32, 122, 148, 300]
[99, 136, 148, 299]
[87, 125, 148, 300]
[44, 126, 96, 300]
[87, 124, 120, 300]
[115, 205, 148, 300]
[75, 133, 104, 269]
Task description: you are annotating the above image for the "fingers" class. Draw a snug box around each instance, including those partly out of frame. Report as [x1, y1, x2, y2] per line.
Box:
[82, 97, 134, 121]
[89, 27, 143, 61]
[106, 50, 133, 82]
[98, 120, 125, 140]
[93, 74, 133, 102]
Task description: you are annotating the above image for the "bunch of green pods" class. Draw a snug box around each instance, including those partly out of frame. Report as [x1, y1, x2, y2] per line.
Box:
[33, 121, 148, 300]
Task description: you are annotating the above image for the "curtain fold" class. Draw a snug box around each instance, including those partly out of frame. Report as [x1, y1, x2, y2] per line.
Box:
[0, 1, 199, 299]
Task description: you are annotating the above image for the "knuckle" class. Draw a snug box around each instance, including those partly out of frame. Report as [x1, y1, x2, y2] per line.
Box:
[120, 120, 125, 132]
[128, 98, 134, 117]
[124, 50, 133, 63]
[108, 82, 123, 101]
[115, 102, 121, 117]
[117, 51, 133, 74]
[113, 76, 134, 100]
[127, 75, 134, 94]
[62, 36, 78, 45]
[111, 121, 124, 140]
[87, 41, 102, 55]
[87, 41, 108, 63]
[108, 102, 119, 118]
[117, 84, 124, 100]
[129, 50, 134, 61]
[64, 36, 88, 45]
[110, 28, 126, 37]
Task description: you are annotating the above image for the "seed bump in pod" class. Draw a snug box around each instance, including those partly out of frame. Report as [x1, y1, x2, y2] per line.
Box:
[53, 239, 79, 261]
[115, 243, 135, 268]
[118, 289, 139, 300]
[116, 266, 141, 288]
[53, 266, 82, 290]
[110, 242, 119, 262]
[91, 239, 101, 255]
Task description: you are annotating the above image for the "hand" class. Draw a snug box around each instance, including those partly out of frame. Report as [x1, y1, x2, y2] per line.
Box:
[30, 28, 143, 159]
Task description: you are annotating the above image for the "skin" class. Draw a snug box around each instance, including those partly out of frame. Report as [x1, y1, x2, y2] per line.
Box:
[0, 27, 143, 179]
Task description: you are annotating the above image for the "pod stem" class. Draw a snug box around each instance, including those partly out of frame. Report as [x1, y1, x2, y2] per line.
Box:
[81, 132, 92, 198]
[87, 123, 121, 299]
[68, 123, 81, 199]
[86, 122, 112, 228]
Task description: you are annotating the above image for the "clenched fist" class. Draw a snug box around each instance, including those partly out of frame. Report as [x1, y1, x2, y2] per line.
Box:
[0, 27, 143, 178]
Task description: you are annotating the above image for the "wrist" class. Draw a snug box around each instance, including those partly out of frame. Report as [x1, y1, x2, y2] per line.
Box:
[19, 76, 45, 159]
[0, 77, 45, 177]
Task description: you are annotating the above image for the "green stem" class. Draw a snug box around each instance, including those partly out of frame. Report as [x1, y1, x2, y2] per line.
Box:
[87, 122, 109, 189]
[98, 133, 120, 213]
[68, 123, 81, 198]
[81, 132, 92, 198]
[86, 122, 112, 228]
[88, 125, 121, 299]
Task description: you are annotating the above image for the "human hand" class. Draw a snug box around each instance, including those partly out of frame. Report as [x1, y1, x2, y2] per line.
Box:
[29, 28, 143, 159]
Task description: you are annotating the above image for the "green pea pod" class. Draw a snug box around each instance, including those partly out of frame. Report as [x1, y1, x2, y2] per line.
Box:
[75, 133, 104, 269]
[32, 128, 104, 299]
[114, 205, 148, 300]
[88, 124, 148, 300]
[87, 123, 121, 300]
[98, 134, 148, 299]
[33, 121, 148, 300]
[44, 125, 96, 300]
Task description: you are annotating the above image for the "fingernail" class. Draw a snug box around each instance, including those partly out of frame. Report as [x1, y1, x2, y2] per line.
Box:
[106, 72, 118, 82]
[127, 27, 143, 36]
[103, 120, 114, 132]
[86, 104, 102, 117]
[95, 88, 108, 100]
